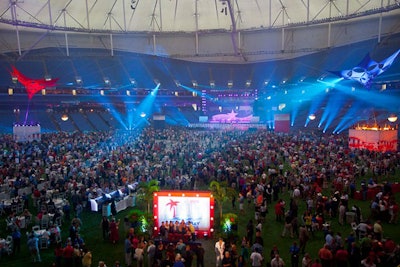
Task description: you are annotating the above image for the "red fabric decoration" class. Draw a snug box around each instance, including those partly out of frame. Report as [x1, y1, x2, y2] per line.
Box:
[10, 66, 59, 100]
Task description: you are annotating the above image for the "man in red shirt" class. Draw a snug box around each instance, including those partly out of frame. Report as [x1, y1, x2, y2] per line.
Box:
[318, 244, 333, 267]
[63, 240, 75, 267]
[334, 246, 349, 267]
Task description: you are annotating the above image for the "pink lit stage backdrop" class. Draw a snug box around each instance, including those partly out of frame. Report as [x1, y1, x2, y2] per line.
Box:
[348, 129, 398, 152]
[209, 106, 259, 123]
[153, 191, 214, 237]
[274, 114, 290, 133]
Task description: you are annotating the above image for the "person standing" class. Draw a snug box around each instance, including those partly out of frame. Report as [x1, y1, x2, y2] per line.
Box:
[27, 233, 41, 263]
[246, 220, 254, 245]
[195, 243, 205, 267]
[239, 193, 245, 214]
[318, 244, 333, 267]
[82, 248, 93, 267]
[109, 218, 120, 244]
[183, 245, 194, 267]
[301, 253, 312, 267]
[63, 239, 75, 267]
[299, 225, 309, 254]
[134, 242, 145, 267]
[146, 240, 156, 267]
[111, 200, 117, 217]
[173, 254, 185, 267]
[289, 242, 300, 267]
[270, 253, 285, 267]
[282, 212, 293, 238]
[334, 246, 349, 267]
[124, 234, 133, 267]
[310, 259, 322, 267]
[12, 228, 21, 255]
[373, 220, 383, 241]
[222, 250, 234, 267]
[54, 243, 64, 267]
[215, 237, 225, 267]
[250, 248, 263, 267]
[100, 216, 110, 241]
[76, 202, 83, 218]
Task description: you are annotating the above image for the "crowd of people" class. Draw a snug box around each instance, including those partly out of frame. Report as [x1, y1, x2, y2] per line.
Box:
[0, 127, 399, 266]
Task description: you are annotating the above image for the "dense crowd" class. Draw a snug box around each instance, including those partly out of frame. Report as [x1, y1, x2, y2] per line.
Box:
[0, 127, 399, 267]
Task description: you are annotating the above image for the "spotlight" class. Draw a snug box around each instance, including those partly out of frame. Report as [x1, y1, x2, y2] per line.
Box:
[245, 80, 251, 87]
[192, 80, 198, 87]
[388, 114, 398, 123]
[210, 81, 215, 88]
[227, 81, 233, 88]
[308, 114, 316, 120]
[61, 114, 69, 121]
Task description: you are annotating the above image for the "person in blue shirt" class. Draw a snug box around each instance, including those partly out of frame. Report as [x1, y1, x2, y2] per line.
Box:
[173, 253, 185, 267]
[289, 241, 300, 267]
[12, 228, 21, 255]
[27, 233, 41, 262]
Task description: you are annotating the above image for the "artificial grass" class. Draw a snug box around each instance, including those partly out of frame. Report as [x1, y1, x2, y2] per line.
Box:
[0, 182, 399, 267]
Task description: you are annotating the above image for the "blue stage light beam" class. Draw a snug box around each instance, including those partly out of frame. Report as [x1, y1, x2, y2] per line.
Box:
[330, 82, 399, 110]
[126, 101, 136, 130]
[133, 83, 161, 129]
[179, 84, 217, 101]
[101, 102, 128, 130]
[291, 105, 299, 127]
[333, 101, 364, 134]
[303, 86, 328, 127]
[164, 107, 190, 126]
[322, 93, 345, 133]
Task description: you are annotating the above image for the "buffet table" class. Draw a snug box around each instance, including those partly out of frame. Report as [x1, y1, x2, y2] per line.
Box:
[90, 194, 136, 213]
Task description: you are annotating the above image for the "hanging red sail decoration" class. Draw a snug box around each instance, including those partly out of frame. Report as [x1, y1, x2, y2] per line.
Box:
[10, 66, 59, 100]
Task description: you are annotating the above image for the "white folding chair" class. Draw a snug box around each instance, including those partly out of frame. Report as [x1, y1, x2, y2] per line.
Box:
[5, 235, 13, 255]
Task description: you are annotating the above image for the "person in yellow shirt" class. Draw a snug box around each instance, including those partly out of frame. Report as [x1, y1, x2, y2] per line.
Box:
[82, 248, 92, 267]
[188, 221, 196, 241]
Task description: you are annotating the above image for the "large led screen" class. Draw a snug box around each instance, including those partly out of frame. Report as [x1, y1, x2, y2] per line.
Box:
[153, 191, 214, 237]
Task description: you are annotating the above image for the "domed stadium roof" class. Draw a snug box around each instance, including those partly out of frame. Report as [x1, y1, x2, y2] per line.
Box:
[0, 0, 399, 32]
[0, 1, 399, 64]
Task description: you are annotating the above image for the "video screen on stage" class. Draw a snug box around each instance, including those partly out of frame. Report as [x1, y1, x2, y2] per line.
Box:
[153, 191, 214, 237]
